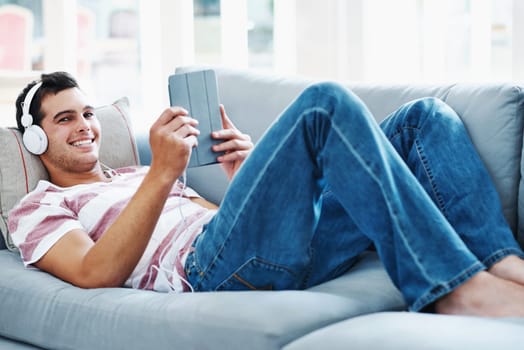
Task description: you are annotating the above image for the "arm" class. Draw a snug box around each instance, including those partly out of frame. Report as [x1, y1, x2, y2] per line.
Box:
[212, 105, 254, 180]
[35, 107, 199, 288]
[190, 196, 219, 210]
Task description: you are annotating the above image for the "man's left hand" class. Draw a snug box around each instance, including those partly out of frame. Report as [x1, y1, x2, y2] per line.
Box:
[212, 105, 253, 180]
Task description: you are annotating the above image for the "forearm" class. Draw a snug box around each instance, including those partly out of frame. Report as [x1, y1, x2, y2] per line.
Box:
[35, 107, 198, 289]
[80, 169, 175, 287]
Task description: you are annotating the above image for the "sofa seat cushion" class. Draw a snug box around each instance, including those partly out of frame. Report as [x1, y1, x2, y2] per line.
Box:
[283, 311, 524, 350]
[0, 250, 403, 350]
[0, 336, 43, 349]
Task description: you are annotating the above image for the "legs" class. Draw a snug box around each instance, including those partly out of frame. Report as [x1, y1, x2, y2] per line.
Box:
[185, 83, 375, 291]
[379, 98, 524, 315]
[379, 98, 523, 268]
[305, 188, 372, 288]
[185, 82, 524, 313]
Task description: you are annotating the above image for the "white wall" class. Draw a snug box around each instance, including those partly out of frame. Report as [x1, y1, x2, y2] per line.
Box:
[1, 0, 523, 127]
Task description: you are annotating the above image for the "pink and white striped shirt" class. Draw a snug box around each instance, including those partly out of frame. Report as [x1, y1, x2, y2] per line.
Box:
[8, 166, 216, 292]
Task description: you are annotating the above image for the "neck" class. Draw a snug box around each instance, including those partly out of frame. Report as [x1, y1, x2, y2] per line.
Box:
[47, 163, 111, 187]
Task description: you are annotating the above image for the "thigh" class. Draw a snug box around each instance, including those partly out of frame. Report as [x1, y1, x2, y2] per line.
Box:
[185, 85, 337, 291]
[306, 188, 372, 287]
[185, 82, 381, 292]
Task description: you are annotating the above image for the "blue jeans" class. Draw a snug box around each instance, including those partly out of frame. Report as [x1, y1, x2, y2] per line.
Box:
[185, 82, 524, 311]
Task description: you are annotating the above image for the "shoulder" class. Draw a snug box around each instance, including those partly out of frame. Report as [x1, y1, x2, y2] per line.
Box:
[8, 180, 71, 223]
[14, 180, 61, 207]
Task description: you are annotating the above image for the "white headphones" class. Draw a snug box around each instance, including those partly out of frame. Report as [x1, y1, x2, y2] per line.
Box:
[21, 81, 48, 155]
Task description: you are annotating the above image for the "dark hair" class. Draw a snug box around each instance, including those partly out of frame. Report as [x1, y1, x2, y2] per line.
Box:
[15, 71, 79, 133]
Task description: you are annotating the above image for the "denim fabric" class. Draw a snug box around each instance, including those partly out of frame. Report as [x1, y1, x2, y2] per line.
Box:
[185, 82, 524, 311]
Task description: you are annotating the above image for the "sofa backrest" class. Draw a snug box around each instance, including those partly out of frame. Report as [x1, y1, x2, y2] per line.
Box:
[2, 67, 523, 250]
[0, 97, 140, 251]
[178, 66, 524, 247]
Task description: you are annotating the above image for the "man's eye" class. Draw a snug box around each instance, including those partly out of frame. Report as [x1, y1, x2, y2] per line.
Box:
[58, 117, 71, 123]
[84, 112, 95, 118]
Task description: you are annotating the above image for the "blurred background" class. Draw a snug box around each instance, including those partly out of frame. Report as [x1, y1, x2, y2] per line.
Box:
[0, 0, 522, 129]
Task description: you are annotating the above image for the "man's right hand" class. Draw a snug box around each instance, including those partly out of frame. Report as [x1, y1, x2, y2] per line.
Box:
[148, 106, 200, 182]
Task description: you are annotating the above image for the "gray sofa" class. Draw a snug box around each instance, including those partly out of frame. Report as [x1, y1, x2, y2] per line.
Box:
[1, 66, 524, 349]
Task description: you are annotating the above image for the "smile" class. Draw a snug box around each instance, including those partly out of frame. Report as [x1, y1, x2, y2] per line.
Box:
[70, 139, 94, 147]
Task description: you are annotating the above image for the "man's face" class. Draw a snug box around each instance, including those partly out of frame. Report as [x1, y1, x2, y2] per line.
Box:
[38, 87, 102, 175]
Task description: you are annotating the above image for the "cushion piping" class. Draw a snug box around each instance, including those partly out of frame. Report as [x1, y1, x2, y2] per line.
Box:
[9, 129, 30, 194]
[113, 103, 139, 165]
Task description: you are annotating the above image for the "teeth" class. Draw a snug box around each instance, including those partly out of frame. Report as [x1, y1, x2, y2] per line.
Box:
[72, 140, 92, 147]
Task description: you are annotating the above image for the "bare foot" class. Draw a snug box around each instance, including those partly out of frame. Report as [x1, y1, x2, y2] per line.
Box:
[435, 271, 524, 317]
[489, 255, 524, 285]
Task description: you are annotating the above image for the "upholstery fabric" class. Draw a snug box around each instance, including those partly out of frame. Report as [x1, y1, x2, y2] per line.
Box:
[0, 97, 139, 251]
[0, 250, 404, 350]
[0, 336, 42, 349]
[283, 312, 524, 349]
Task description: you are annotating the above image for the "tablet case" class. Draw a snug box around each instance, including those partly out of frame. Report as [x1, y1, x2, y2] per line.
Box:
[168, 70, 223, 168]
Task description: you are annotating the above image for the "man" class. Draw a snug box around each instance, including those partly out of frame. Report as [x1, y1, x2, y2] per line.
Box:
[9, 71, 524, 316]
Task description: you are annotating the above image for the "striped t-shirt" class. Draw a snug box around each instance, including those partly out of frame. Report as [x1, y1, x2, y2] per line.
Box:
[8, 166, 216, 292]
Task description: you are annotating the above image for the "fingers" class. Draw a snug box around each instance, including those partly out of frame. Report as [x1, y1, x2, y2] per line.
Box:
[152, 106, 188, 127]
[154, 105, 254, 164]
[212, 129, 253, 158]
[172, 117, 200, 139]
[148, 106, 204, 180]
[219, 104, 236, 129]
[212, 137, 252, 153]
[212, 106, 253, 163]
[184, 134, 199, 149]
[212, 128, 250, 142]
[216, 149, 251, 163]
[151, 107, 200, 139]
[212, 134, 253, 165]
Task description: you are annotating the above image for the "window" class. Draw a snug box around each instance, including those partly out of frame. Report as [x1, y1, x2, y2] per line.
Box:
[0, 0, 141, 126]
[247, 0, 274, 70]
[0, 0, 42, 126]
[194, 0, 221, 65]
[76, 0, 141, 108]
[0, 0, 523, 128]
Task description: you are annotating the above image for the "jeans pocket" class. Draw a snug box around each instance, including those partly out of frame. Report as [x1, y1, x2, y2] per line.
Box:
[216, 257, 300, 291]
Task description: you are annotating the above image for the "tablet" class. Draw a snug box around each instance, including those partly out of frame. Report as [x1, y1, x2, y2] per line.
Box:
[168, 69, 223, 167]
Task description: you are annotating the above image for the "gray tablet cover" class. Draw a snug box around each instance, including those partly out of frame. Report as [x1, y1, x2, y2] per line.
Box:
[168, 70, 223, 167]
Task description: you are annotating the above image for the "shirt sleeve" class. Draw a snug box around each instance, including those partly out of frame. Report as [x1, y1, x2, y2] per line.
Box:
[8, 191, 84, 267]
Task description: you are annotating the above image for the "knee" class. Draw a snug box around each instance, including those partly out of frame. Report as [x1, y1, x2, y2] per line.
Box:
[305, 81, 348, 95]
[301, 82, 370, 121]
[399, 97, 463, 129]
[298, 82, 342, 105]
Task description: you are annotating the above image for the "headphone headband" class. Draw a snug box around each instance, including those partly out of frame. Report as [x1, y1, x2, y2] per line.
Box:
[22, 81, 43, 121]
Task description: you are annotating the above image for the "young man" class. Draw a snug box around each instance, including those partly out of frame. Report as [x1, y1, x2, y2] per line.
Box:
[8, 72, 524, 317]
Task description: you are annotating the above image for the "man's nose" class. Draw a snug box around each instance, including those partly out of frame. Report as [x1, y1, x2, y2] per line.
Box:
[77, 117, 91, 131]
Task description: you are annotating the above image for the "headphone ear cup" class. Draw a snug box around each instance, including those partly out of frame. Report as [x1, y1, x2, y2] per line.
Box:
[23, 125, 48, 155]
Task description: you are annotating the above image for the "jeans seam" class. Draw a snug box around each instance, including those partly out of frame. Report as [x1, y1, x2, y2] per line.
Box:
[388, 127, 449, 217]
[218, 256, 299, 290]
[482, 247, 524, 268]
[413, 137, 448, 217]
[199, 105, 328, 283]
[411, 261, 485, 311]
[301, 245, 315, 289]
[405, 102, 450, 215]
[330, 120, 436, 288]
